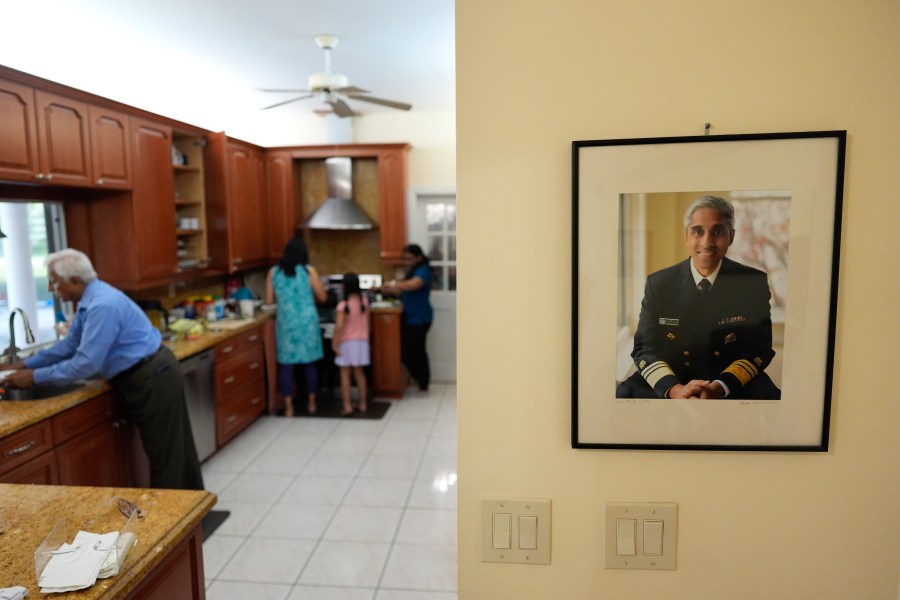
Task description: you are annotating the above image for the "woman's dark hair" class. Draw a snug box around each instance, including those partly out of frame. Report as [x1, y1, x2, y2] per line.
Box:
[403, 243, 431, 280]
[278, 237, 309, 277]
[342, 272, 365, 313]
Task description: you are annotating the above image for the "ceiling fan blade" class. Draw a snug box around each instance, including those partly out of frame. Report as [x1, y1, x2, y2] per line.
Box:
[261, 94, 315, 110]
[326, 98, 357, 118]
[335, 85, 370, 94]
[256, 88, 312, 93]
[343, 94, 412, 111]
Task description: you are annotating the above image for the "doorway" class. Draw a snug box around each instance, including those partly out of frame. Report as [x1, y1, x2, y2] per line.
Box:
[408, 190, 457, 382]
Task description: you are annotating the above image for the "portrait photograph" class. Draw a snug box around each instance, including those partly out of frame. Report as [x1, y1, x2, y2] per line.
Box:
[572, 132, 845, 450]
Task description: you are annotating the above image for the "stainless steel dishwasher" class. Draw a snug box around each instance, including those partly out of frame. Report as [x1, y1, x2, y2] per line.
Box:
[180, 350, 216, 462]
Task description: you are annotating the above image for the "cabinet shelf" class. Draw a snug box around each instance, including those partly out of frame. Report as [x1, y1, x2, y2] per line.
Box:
[172, 132, 208, 271]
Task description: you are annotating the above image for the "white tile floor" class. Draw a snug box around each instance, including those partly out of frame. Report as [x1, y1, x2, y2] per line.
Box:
[201, 384, 458, 600]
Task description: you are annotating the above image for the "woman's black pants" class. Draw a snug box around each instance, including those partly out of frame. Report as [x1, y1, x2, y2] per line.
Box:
[401, 321, 432, 391]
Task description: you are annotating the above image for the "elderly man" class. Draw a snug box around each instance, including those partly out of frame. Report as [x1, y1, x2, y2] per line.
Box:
[616, 195, 781, 400]
[4, 249, 203, 489]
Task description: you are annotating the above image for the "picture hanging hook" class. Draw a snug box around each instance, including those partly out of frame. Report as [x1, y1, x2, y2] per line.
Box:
[704, 122, 712, 136]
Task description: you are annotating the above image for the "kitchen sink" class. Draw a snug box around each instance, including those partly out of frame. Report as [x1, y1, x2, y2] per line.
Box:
[0, 382, 87, 401]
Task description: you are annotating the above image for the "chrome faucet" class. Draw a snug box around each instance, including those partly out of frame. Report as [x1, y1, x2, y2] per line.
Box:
[8, 308, 36, 364]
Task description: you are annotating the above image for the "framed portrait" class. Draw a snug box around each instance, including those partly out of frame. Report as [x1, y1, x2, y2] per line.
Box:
[572, 131, 845, 451]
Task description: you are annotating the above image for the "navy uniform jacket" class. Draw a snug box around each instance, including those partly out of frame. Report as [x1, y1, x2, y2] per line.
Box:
[620, 257, 779, 399]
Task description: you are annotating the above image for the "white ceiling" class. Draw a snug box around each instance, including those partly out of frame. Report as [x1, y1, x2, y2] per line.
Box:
[1, 0, 455, 136]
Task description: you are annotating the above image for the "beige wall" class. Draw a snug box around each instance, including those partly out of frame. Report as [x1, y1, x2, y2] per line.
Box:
[457, 1, 900, 599]
[353, 109, 457, 188]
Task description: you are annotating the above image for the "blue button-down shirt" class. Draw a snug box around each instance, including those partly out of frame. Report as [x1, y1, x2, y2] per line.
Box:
[25, 279, 161, 385]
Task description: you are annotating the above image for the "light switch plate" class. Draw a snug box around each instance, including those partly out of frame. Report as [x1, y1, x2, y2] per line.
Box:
[480, 497, 551, 564]
[604, 502, 677, 570]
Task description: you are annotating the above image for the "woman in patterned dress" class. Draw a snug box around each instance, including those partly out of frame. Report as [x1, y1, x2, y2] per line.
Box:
[265, 237, 327, 416]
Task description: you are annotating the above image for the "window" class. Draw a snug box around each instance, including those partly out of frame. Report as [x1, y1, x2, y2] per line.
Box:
[0, 201, 67, 352]
[421, 197, 457, 292]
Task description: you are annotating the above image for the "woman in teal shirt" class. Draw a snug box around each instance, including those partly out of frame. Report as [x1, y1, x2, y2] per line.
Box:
[265, 238, 327, 415]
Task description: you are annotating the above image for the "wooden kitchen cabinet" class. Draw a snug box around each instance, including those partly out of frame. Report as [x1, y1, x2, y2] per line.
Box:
[371, 308, 405, 398]
[265, 150, 294, 258]
[72, 117, 192, 288]
[88, 104, 132, 188]
[126, 526, 206, 600]
[56, 421, 123, 486]
[0, 448, 59, 484]
[0, 420, 57, 484]
[206, 133, 268, 272]
[0, 81, 131, 189]
[0, 78, 40, 182]
[53, 392, 124, 486]
[214, 325, 266, 446]
[284, 143, 410, 263]
[375, 147, 409, 262]
[34, 89, 93, 186]
[0, 392, 128, 486]
[129, 117, 179, 280]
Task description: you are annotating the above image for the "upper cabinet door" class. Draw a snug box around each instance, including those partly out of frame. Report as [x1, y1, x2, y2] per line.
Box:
[88, 106, 131, 189]
[225, 142, 267, 269]
[34, 90, 92, 186]
[0, 79, 40, 183]
[265, 151, 294, 259]
[130, 118, 178, 280]
[377, 147, 409, 262]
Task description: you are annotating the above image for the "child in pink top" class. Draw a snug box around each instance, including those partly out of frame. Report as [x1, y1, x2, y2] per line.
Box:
[332, 273, 370, 416]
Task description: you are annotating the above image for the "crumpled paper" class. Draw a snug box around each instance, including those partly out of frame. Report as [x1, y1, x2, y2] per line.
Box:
[0, 586, 27, 600]
[38, 531, 119, 594]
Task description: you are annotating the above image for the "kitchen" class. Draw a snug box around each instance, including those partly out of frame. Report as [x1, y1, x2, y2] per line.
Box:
[0, 2, 457, 597]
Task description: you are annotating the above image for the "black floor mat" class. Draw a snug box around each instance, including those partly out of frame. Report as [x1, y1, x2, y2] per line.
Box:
[201, 510, 230, 541]
[289, 398, 392, 420]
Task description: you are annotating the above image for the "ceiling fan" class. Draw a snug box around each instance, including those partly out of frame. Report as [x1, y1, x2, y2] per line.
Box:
[259, 35, 412, 117]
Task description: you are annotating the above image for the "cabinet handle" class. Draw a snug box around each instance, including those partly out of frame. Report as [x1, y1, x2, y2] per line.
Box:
[221, 345, 235, 354]
[35, 173, 45, 180]
[96, 178, 104, 185]
[249, 362, 259, 370]
[227, 414, 237, 423]
[7, 439, 37, 456]
[247, 335, 259, 342]
[224, 375, 235, 384]
[233, 257, 243, 265]
[251, 397, 260, 405]
[45, 173, 53, 181]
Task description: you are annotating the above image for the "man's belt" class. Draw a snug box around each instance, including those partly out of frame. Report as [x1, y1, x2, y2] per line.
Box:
[111, 347, 163, 383]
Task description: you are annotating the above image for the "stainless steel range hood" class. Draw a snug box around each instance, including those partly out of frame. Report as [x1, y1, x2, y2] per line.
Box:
[305, 157, 375, 230]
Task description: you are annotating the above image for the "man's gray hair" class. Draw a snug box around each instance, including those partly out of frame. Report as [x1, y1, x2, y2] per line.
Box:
[46, 249, 98, 283]
[683, 195, 735, 232]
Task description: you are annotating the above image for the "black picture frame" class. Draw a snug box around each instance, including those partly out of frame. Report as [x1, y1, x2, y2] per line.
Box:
[572, 131, 845, 451]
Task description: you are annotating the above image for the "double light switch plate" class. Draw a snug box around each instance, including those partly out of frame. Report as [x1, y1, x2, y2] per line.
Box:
[480, 497, 551, 565]
[604, 502, 677, 570]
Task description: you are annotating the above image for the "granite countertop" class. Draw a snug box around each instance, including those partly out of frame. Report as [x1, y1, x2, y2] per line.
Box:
[370, 302, 403, 314]
[0, 314, 270, 440]
[0, 483, 215, 598]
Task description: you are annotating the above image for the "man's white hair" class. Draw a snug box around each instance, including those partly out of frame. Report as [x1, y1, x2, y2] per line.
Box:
[46, 249, 97, 283]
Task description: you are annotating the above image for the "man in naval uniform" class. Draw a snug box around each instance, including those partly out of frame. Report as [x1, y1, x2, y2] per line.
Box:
[616, 195, 781, 400]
